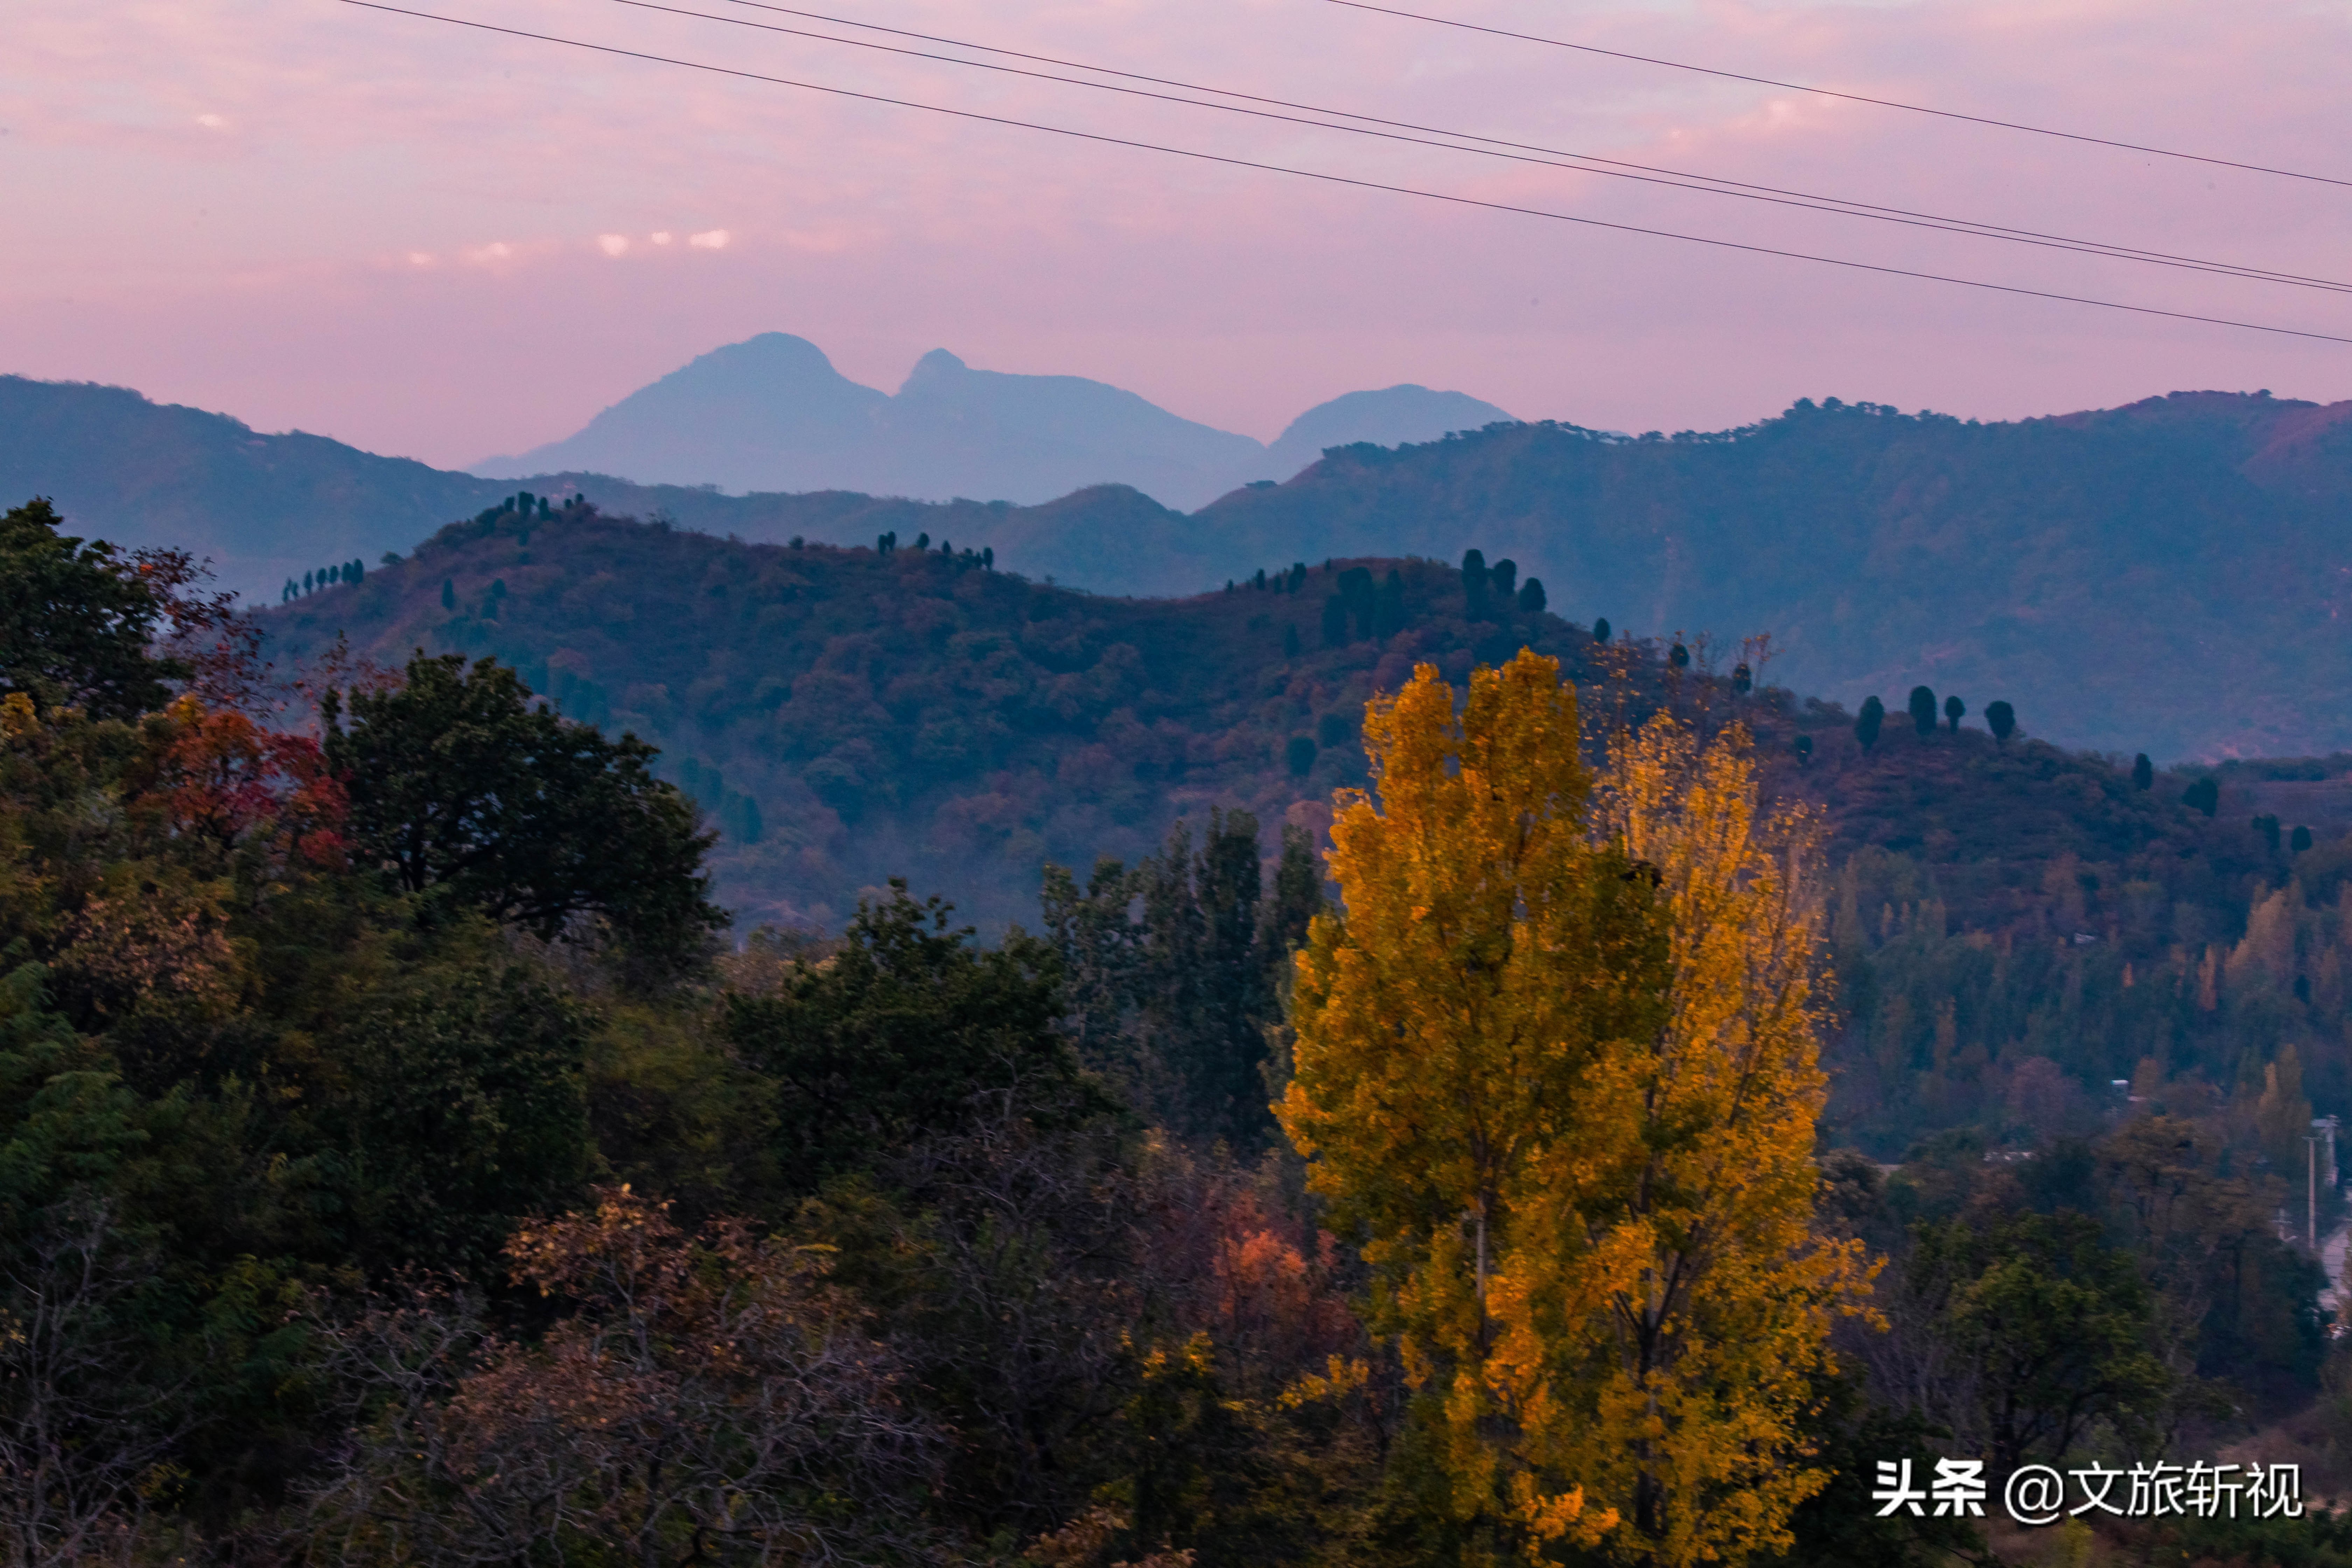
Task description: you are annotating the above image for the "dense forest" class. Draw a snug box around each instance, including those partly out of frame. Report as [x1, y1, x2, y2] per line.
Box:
[8, 490, 2352, 1566]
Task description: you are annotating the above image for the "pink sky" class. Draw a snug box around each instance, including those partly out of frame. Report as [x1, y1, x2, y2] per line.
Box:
[4, 0, 2348, 469]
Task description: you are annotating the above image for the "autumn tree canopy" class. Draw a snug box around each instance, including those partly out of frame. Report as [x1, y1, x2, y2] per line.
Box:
[1279, 650, 1867, 1568]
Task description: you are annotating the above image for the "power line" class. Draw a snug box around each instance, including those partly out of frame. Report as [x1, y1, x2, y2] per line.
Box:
[336, 0, 2352, 348]
[617, 0, 2352, 298]
[649, 0, 2352, 296]
[1328, 0, 2352, 191]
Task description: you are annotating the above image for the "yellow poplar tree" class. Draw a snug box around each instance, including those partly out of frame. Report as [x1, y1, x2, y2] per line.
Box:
[1278, 652, 1868, 1567]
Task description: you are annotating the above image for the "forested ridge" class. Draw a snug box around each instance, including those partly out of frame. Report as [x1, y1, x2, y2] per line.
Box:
[8, 490, 2352, 1564]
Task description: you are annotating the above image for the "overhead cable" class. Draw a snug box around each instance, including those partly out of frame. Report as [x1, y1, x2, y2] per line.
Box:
[1326, 0, 2352, 191]
[335, 0, 2352, 348]
[602, 0, 2352, 296]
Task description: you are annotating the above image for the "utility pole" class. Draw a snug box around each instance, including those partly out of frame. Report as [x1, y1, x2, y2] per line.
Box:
[2308, 1134, 2322, 1252]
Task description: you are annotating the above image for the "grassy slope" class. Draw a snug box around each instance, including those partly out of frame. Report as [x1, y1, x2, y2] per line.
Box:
[263, 501, 2249, 938]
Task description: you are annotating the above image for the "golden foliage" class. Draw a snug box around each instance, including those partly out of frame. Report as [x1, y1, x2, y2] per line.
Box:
[1277, 651, 1869, 1566]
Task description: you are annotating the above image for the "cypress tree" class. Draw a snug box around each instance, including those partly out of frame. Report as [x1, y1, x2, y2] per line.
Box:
[1489, 558, 1518, 601]
[1593, 617, 1611, 643]
[1516, 576, 1546, 613]
[1254, 568, 1267, 590]
[1669, 642, 1690, 670]
[1375, 569, 1407, 638]
[982, 546, 994, 569]
[1461, 548, 1489, 612]
[915, 532, 930, 550]
[2292, 824, 2314, 853]
[303, 570, 314, 594]
[1944, 693, 1965, 732]
[1908, 685, 1938, 737]
[1855, 695, 1885, 751]
[2254, 814, 2282, 854]
[2131, 753, 2154, 791]
[1794, 734, 1814, 766]
[1986, 700, 2016, 744]
[1320, 595, 1349, 648]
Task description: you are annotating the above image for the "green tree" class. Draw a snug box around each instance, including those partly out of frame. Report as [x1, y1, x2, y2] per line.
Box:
[334, 958, 593, 1274]
[1907, 686, 1937, 738]
[720, 881, 1104, 1196]
[2131, 752, 2154, 791]
[1986, 699, 2016, 744]
[2292, 824, 2314, 853]
[1855, 695, 1885, 750]
[1944, 693, 1965, 732]
[1909, 1211, 2170, 1468]
[2183, 775, 2219, 816]
[324, 652, 723, 971]
[0, 498, 185, 719]
[1489, 558, 1518, 601]
[1461, 548, 1489, 612]
[2254, 813, 2282, 854]
[1376, 569, 1408, 638]
[1515, 576, 1545, 614]
[1593, 617, 1611, 643]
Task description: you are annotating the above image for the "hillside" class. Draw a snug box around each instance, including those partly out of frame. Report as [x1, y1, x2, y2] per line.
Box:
[23, 370, 2352, 758]
[252, 496, 2238, 927]
[259, 496, 2352, 1161]
[975, 390, 2352, 760]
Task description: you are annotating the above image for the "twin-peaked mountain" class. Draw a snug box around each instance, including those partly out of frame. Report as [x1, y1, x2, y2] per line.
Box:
[472, 332, 1513, 510]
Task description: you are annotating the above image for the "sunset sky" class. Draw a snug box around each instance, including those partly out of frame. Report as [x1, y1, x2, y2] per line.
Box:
[6, 0, 2349, 469]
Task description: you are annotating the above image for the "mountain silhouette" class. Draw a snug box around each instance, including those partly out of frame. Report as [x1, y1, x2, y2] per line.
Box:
[474, 333, 1510, 508]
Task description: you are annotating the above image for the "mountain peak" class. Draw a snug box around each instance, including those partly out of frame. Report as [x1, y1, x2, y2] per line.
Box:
[903, 348, 969, 390]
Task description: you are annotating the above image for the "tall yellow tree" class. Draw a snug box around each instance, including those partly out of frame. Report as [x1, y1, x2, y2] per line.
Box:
[1278, 652, 1867, 1567]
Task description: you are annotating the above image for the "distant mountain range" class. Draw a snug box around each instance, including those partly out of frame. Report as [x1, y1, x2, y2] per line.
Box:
[472, 332, 1515, 510]
[7, 360, 2352, 759]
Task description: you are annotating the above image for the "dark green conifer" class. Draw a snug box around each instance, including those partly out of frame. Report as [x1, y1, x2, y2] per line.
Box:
[1670, 642, 1690, 670]
[1909, 686, 1938, 737]
[2131, 754, 2154, 791]
[1593, 617, 1611, 643]
[2183, 776, 2219, 816]
[1856, 695, 1885, 750]
[1320, 595, 1349, 648]
[1795, 733, 1814, 766]
[1944, 693, 1965, 732]
[1986, 700, 2017, 744]
[1375, 570, 1407, 638]
[2292, 824, 2314, 853]
[1489, 558, 1518, 601]
[1516, 577, 1546, 613]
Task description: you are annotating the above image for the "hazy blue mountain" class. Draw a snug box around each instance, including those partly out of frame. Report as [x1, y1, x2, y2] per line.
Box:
[869, 349, 1261, 508]
[0, 374, 509, 599]
[470, 334, 1511, 508]
[473, 333, 888, 493]
[1251, 385, 1516, 483]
